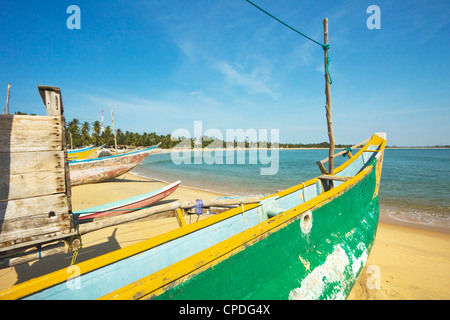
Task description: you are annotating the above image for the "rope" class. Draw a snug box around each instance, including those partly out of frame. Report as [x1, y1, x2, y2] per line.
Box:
[245, 0, 332, 84]
[69, 218, 83, 265]
[343, 147, 352, 156]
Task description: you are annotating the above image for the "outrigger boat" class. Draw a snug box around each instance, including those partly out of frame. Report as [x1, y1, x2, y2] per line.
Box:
[0, 133, 386, 300]
[74, 180, 181, 220]
[69, 144, 159, 186]
[67, 145, 104, 161]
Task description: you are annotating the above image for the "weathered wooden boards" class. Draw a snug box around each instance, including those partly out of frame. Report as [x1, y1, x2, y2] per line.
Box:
[0, 86, 75, 254]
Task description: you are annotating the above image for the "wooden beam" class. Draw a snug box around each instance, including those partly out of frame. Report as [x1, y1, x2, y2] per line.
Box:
[0, 241, 67, 268]
[38, 86, 63, 116]
[5, 83, 10, 115]
[318, 175, 351, 182]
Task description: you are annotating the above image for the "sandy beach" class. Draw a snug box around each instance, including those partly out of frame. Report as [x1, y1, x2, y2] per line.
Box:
[0, 172, 449, 299]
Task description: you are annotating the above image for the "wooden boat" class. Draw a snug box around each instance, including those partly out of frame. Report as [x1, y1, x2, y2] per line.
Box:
[0, 133, 386, 300]
[74, 180, 181, 220]
[67, 145, 103, 161]
[69, 144, 159, 186]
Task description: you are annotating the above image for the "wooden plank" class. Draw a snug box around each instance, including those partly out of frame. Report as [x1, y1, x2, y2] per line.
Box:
[0, 212, 73, 246]
[0, 193, 69, 222]
[0, 151, 64, 175]
[318, 175, 351, 182]
[316, 161, 327, 175]
[0, 169, 65, 201]
[0, 115, 63, 153]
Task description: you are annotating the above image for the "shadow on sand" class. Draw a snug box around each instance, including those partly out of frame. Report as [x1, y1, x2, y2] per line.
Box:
[13, 228, 122, 286]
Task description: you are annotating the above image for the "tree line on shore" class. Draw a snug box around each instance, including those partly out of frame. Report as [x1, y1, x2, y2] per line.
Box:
[65, 118, 355, 150]
[17, 113, 450, 149]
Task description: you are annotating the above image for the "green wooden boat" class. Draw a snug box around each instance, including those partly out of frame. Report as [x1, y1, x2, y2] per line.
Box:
[0, 132, 386, 300]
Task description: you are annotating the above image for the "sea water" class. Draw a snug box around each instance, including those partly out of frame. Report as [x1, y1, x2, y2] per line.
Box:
[131, 149, 450, 232]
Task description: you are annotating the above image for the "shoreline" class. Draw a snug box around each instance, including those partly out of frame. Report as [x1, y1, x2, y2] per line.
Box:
[1, 173, 449, 299]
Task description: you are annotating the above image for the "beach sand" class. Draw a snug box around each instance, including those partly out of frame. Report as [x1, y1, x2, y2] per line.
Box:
[0, 173, 449, 299]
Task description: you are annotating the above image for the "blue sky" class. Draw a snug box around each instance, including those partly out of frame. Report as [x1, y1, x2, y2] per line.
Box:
[1, 0, 449, 146]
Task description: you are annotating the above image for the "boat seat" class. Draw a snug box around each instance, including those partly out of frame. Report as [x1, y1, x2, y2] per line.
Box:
[318, 175, 351, 182]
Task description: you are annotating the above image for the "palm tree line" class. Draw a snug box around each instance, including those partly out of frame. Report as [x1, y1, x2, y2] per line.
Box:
[66, 119, 176, 149]
[66, 118, 353, 150]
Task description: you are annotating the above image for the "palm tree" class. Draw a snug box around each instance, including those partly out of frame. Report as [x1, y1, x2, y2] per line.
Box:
[68, 118, 81, 147]
[81, 121, 91, 146]
[102, 125, 113, 146]
[92, 121, 101, 146]
[116, 128, 124, 145]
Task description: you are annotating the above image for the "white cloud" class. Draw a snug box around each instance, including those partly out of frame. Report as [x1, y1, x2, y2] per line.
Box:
[216, 60, 277, 99]
[190, 91, 222, 106]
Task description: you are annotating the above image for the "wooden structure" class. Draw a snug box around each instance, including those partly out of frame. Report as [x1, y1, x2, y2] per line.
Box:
[0, 86, 76, 266]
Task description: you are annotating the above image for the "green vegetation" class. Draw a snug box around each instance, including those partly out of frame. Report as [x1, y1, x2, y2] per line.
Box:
[65, 118, 354, 149]
[14, 113, 449, 149]
[66, 119, 175, 149]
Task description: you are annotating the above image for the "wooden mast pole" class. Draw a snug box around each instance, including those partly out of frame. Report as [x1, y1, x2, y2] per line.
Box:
[323, 18, 335, 174]
[5, 83, 11, 115]
[111, 109, 118, 152]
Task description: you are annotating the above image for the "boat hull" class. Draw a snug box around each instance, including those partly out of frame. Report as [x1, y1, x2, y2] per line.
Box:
[154, 165, 379, 300]
[75, 181, 181, 220]
[69, 146, 157, 186]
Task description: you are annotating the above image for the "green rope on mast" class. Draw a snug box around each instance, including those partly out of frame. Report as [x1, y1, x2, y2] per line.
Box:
[245, 0, 332, 84]
[324, 45, 332, 84]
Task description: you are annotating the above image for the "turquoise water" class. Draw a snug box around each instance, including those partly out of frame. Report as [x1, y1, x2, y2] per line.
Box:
[131, 148, 450, 231]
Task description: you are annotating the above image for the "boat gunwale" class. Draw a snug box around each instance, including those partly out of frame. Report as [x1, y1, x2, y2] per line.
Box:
[68, 145, 96, 153]
[69, 144, 159, 165]
[0, 134, 386, 300]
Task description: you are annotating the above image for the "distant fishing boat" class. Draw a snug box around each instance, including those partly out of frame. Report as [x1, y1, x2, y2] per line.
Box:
[75, 180, 181, 220]
[0, 133, 386, 300]
[68, 145, 103, 160]
[69, 144, 159, 186]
